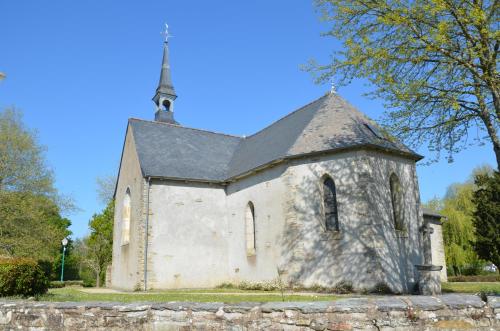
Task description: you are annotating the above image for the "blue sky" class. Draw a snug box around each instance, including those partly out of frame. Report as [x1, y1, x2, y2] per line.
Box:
[1, 1, 495, 238]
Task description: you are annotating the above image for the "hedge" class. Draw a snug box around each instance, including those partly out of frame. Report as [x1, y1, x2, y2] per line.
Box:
[448, 274, 500, 282]
[0, 257, 49, 297]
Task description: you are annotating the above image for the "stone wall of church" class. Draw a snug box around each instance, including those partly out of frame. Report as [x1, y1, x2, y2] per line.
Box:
[111, 128, 146, 290]
[225, 164, 289, 284]
[281, 150, 424, 293]
[146, 180, 230, 289]
[112, 144, 425, 292]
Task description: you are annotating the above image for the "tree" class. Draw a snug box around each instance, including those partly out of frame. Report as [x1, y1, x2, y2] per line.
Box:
[311, 1, 500, 168]
[0, 108, 73, 279]
[96, 175, 116, 206]
[472, 171, 500, 269]
[83, 201, 114, 287]
[423, 165, 493, 275]
[0, 108, 55, 195]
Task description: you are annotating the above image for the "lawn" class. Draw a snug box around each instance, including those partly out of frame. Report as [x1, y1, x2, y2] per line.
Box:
[11, 282, 500, 303]
[41, 287, 340, 303]
[442, 282, 500, 294]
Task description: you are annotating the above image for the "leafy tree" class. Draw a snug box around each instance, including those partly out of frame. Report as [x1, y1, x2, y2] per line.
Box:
[440, 182, 481, 275]
[311, 0, 500, 168]
[0, 192, 71, 261]
[83, 201, 114, 287]
[472, 171, 500, 269]
[0, 108, 55, 195]
[424, 165, 494, 275]
[0, 108, 73, 279]
[96, 175, 116, 206]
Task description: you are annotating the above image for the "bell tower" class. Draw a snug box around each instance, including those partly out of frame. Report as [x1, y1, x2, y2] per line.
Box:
[153, 24, 178, 124]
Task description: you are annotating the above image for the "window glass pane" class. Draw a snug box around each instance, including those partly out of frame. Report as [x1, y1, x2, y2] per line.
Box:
[245, 202, 256, 256]
[323, 178, 339, 231]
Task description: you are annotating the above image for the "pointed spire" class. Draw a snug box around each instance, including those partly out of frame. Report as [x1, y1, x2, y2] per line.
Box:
[155, 41, 177, 99]
[152, 24, 178, 124]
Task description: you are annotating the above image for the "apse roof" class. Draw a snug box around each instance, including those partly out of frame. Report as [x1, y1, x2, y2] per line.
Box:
[128, 93, 422, 182]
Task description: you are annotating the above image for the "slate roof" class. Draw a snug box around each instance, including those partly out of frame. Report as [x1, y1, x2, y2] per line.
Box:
[128, 93, 422, 182]
[130, 119, 241, 182]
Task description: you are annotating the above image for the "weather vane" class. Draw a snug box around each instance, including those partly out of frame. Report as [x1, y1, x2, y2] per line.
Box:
[162, 23, 172, 42]
[330, 81, 337, 94]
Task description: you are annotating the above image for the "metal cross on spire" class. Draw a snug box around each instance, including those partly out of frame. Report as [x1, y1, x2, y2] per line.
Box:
[162, 23, 172, 42]
[330, 81, 337, 94]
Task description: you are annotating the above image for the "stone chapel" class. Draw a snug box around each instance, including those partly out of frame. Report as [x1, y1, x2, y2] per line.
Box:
[110, 36, 447, 293]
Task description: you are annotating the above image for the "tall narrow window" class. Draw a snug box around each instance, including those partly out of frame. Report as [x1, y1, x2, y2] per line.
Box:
[122, 189, 131, 245]
[323, 177, 339, 231]
[390, 173, 404, 231]
[245, 202, 256, 256]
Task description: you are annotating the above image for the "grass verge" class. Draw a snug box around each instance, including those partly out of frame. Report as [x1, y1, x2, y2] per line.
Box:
[442, 282, 500, 294]
[38, 287, 339, 303]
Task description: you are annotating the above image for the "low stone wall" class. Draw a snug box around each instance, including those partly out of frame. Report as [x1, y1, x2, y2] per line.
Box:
[0, 294, 498, 330]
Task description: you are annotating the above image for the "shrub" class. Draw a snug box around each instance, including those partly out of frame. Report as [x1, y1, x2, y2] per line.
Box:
[333, 281, 354, 294]
[215, 282, 237, 289]
[0, 258, 49, 297]
[49, 281, 65, 288]
[368, 282, 394, 294]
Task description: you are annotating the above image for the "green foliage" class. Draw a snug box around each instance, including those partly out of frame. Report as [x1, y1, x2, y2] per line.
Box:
[423, 165, 495, 275]
[310, 0, 500, 168]
[0, 108, 55, 195]
[0, 191, 71, 262]
[49, 281, 65, 288]
[472, 171, 500, 269]
[0, 108, 74, 281]
[0, 258, 48, 297]
[440, 181, 480, 275]
[81, 200, 114, 287]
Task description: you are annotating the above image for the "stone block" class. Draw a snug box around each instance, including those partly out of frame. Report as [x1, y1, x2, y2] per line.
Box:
[440, 294, 485, 309]
[415, 265, 442, 295]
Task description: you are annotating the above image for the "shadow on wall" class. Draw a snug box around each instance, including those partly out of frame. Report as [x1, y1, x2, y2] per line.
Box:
[279, 121, 424, 293]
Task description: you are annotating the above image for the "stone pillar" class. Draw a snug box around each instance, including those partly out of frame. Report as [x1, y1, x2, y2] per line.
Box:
[421, 223, 434, 265]
[416, 222, 442, 295]
[415, 264, 443, 295]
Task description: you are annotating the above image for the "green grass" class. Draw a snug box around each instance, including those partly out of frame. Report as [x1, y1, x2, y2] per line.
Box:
[442, 282, 500, 294]
[38, 287, 339, 303]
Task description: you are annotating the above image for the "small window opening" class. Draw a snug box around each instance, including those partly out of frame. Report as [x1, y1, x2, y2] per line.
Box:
[390, 173, 404, 231]
[122, 189, 131, 245]
[245, 202, 256, 256]
[322, 177, 339, 231]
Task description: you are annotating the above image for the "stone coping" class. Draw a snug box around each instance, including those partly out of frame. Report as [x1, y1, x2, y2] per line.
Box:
[0, 294, 496, 313]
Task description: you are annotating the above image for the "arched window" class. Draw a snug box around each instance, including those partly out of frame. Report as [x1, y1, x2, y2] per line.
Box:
[122, 189, 131, 245]
[323, 177, 339, 231]
[390, 173, 404, 231]
[245, 202, 256, 256]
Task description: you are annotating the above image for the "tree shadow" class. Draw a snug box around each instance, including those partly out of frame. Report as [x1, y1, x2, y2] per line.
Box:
[277, 121, 424, 293]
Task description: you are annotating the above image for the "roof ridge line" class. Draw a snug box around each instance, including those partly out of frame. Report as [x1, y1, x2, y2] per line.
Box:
[242, 93, 331, 140]
[129, 118, 244, 139]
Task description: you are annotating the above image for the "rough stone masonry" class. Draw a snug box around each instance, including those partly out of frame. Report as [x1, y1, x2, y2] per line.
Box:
[0, 294, 499, 330]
